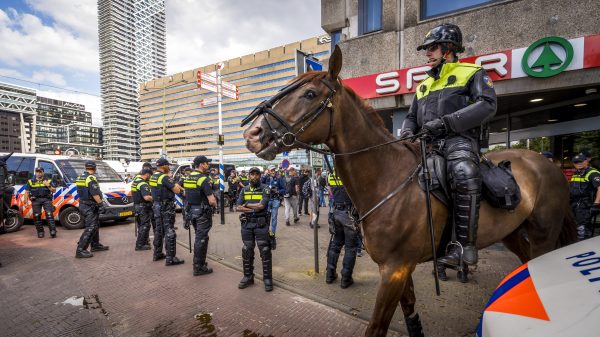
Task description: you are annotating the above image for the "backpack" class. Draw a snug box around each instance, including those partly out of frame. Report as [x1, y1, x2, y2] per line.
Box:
[480, 157, 521, 210]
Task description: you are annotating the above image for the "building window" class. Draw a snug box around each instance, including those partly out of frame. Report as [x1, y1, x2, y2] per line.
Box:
[331, 30, 342, 52]
[358, 0, 382, 35]
[421, 0, 501, 19]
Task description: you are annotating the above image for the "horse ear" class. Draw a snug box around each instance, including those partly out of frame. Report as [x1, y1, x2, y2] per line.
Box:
[328, 45, 342, 80]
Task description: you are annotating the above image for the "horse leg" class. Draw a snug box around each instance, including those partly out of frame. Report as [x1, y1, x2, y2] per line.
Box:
[502, 223, 531, 263]
[400, 276, 425, 337]
[365, 263, 413, 337]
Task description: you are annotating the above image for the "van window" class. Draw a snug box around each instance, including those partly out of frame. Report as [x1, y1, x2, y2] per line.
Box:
[6, 156, 34, 185]
[55, 160, 123, 183]
[38, 160, 58, 180]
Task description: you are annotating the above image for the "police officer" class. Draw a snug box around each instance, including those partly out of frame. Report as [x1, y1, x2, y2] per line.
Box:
[227, 170, 241, 212]
[132, 168, 153, 250]
[236, 167, 273, 292]
[401, 23, 497, 267]
[184, 155, 217, 276]
[570, 153, 600, 240]
[135, 162, 155, 246]
[25, 167, 57, 238]
[75, 161, 109, 258]
[209, 169, 220, 214]
[326, 171, 358, 289]
[239, 170, 249, 187]
[149, 158, 184, 265]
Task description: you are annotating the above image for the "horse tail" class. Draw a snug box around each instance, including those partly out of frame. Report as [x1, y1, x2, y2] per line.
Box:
[558, 206, 578, 248]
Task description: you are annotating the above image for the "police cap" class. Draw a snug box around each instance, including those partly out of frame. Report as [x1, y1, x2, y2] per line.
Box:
[572, 154, 586, 163]
[142, 162, 153, 169]
[156, 158, 170, 167]
[140, 168, 153, 175]
[35, 166, 44, 172]
[85, 161, 96, 169]
[580, 149, 592, 159]
[193, 155, 212, 167]
[249, 167, 261, 175]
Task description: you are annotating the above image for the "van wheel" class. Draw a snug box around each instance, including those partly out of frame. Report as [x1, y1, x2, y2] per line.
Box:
[59, 207, 84, 230]
[4, 209, 24, 233]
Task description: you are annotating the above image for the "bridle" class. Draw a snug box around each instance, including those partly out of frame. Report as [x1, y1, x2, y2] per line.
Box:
[240, 77, 338, 155]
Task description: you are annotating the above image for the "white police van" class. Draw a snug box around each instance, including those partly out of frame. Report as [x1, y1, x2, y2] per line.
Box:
[4, 153, 134, 229]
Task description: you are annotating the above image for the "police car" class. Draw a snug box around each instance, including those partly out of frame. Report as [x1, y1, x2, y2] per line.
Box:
[4, 153, 134, 229]
[478, 236, 600, 337]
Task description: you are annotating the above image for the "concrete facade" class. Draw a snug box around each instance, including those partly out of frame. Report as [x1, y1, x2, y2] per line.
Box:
[0, 83, 36, 153]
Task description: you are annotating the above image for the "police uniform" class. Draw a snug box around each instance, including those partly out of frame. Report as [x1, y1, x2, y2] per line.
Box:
[183, 167, 214, 275]
[75, 162, 109, 258]
[326, 172, 358, 289]
[401, 23, 497, 267]
[132, 174, 153, 250]
[227, 174, 241, 212]
[26, 170, 57, 238]
[236, 171, 272, 291]
[240, 175, 249, 186]
[570, 155, 600, 240]
[149, 163, 183, 265]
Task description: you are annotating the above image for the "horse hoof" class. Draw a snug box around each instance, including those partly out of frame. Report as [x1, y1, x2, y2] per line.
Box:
[458, 270, 469, 283]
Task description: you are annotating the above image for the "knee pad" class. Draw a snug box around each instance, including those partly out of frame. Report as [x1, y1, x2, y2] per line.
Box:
[33, 213, 42, 220]
[449, 159, 481, 193]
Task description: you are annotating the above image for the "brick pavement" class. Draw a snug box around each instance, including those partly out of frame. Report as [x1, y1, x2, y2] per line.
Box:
[0, 223, 401, 337]
[177, 207, 522, 337]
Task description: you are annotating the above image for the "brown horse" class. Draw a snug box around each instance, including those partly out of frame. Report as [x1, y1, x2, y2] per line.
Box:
[242, 46, 577, 337]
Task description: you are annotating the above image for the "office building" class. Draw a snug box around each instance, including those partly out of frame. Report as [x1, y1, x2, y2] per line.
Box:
[98, 0, 166, 161]
[0, 83, 37, 153]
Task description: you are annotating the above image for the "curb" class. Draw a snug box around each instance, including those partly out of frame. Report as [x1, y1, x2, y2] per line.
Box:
[176, 239, 405, 335]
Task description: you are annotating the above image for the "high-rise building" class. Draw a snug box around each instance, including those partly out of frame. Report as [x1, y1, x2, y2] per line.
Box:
[98, 0, 166, 161]
[138, 35, 330, 166]
[0, 83, 37, 153]
[36, 97, 103, 158]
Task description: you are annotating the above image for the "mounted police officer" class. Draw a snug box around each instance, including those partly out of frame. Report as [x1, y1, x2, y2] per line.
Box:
[149, 158, 184, 265]
[25, 167, 57, 238]
[236, 167, 273, 292]
[132, 168, 153, 250]
[326, 170, 358, 289]
[401, 23, 497, 267]
[570, 153, 600, 240]
[184, 155, 217, 276]
[75, 161, 109, 258]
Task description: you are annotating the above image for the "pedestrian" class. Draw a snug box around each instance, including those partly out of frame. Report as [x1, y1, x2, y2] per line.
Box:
[283, 167, 300, 226]
[25, 167, 57, 238]
[261, 164, 286, 248]
[401, 23, 497, 267]
[236, 167, 273, 292]
[301, 173, 317, 228]
[184, 155, 217, 276]
[149, 158, 184, 265]
[298, 170, 310, 215]
[227, 169, 241, 212]
[326, 170, 359, 289]
[569, 153, 600, 240]
[210, 169, 220, 214]
[318, 169, 327, 207]
[75, 161, 109, 258]
[132, 168, 153, 251]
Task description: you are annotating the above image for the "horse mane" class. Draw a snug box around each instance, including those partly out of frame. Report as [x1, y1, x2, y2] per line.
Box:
[295, 72, 421, 158]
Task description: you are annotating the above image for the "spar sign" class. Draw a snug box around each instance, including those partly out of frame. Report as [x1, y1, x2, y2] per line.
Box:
[343, 34, 600, 99]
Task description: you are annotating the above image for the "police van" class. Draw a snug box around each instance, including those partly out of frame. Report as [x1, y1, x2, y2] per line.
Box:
[172, 161, 236, 209]
[4, 153, 134, 229]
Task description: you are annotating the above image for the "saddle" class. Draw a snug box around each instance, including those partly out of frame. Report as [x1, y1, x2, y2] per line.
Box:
[418, 153, 521, 210]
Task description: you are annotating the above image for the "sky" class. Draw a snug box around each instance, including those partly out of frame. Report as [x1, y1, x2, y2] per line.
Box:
[0, 0, 324, 125]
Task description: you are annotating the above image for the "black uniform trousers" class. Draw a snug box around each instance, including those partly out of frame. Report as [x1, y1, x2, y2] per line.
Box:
[189, 205, 212, 267]
[32, 197, 56, 233]
[327, 206, 358, 280]
[241, 217, 272, 280]
[134, 203, 153, 248]
[572, 200, 594, 239]
[153, 200, 177, 261]
[77, 201, 101, 251]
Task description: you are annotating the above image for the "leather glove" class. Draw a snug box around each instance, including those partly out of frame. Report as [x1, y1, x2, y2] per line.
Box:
[98, 203, 107, 214]
[422, 119, 446, 137]
[400, 130, 414, 139]
[591, 203, 600, 216]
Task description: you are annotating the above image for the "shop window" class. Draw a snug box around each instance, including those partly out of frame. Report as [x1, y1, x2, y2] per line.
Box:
[421, 0, 502, 19]
[358, 0, 382, 35]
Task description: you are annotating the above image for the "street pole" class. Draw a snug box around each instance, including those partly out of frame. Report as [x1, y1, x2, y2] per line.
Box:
[309, 150, 319, 273]
[162, 83, 166, 157]
[217, 63, 225, 225]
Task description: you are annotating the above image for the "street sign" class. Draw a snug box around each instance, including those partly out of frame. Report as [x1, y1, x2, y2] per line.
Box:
[281, 158, 290, 170]
[197, 70, 239, 99]
[200, 96, 218, 107]
[311, 155, 323, 168]
[306, 57, 323, 71]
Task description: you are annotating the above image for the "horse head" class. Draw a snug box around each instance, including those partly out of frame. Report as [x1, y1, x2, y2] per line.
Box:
[242, 46, 343, 160]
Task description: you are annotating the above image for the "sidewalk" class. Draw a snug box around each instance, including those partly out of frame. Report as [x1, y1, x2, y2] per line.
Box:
[175, 207, 521, 337]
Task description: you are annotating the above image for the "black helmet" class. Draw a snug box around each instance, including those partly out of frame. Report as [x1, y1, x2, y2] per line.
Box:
[85, 161, 96, 169]
[417, 23, 465, 53]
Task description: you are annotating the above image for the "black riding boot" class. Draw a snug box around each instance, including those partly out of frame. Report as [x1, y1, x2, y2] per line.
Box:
[326, 248, 340, 284]
[75, 228, 94, 258]
[193, 238, 212, 275]
[439, 192, 481, 266]
[260, 245, 273, 292]
[165, 228, 184, 265]
[238, 242, 255, 289]
[47, 217, 57, 238]
[404, 313, 425, 337]
[34, 217, 44, 238]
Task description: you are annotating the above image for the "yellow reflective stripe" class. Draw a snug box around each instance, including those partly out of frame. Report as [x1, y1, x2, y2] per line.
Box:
[571, 169, 600, 182]
[28, 180, 46, 188]
[416, 62, 481, 100]
[328, 174, 343, 186]
[571, 177, 585, 182]
[198, 176, 207, 186]
[149, 174, 165, 186]
[158, 174, 166, 184]
[585, 169, 600, 180]
[85, 175, 96, 186]
[244, 194, 263, 200]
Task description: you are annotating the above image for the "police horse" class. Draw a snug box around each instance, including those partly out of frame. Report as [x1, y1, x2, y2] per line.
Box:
[241, 46, 577, 337]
